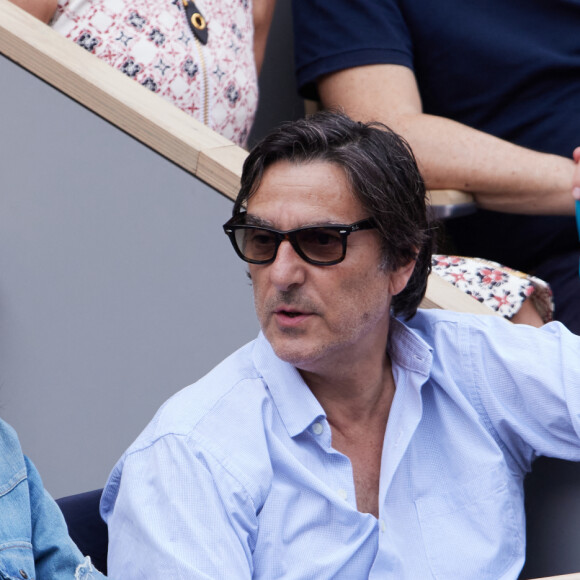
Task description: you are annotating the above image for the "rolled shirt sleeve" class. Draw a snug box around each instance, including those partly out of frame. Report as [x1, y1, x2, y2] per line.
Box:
[103, 431, 258, 579]
[292, 0, 414, 99]
[469, 320, 580, 466]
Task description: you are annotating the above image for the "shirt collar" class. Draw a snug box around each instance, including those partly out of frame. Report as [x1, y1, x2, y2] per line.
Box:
[252, 332, 326, 438]
[250, 318, 433, 438]
[388, 316, 433, 378]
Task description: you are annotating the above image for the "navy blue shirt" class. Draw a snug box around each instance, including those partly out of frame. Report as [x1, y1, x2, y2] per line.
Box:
[293, 0, 580, 272]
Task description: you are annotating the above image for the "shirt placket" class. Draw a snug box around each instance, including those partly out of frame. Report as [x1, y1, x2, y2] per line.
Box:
[371, 366, 429, 577]
[308, 418, 358, 510]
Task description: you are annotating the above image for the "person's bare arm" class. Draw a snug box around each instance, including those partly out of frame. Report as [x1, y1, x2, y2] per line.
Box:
[573, 147, 580, 201]
[8, 0, 57, 23]
[319, 64, 576, 216]
[252, 0, 276, 75]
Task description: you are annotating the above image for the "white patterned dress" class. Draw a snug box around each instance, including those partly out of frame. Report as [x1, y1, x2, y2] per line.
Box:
[51, 0, 258, 146]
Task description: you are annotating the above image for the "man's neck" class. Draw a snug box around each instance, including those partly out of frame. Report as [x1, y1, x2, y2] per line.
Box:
[299, 345, 395, 429]
[300, 349, 396, 518]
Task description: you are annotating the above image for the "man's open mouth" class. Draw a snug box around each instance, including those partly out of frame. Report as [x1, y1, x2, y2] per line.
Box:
[281, 311, 303, 318]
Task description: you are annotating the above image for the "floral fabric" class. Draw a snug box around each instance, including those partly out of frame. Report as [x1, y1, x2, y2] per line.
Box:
[432, 255, 554, 323]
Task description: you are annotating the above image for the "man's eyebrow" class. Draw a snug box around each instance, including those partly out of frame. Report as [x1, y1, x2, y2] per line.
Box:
[244, 214, 347, 229]
[244, 214, 273, 227]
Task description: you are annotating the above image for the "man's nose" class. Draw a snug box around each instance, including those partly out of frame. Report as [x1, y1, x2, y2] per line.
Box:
[269, 239, 306, 290]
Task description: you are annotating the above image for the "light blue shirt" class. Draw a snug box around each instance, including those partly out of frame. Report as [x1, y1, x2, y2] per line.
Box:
[101, 309, 580, 579]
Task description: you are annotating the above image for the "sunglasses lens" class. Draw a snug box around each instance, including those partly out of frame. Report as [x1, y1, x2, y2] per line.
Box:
[296, 228, 344, 263]
[235, 228, 278, 262]
[229, 225, 348, 265]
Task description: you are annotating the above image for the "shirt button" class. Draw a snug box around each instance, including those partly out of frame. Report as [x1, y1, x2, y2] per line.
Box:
[337, 488, 348, 500]
[394, 430, 404, 446]
[19, 571, 28, 579]
[379, 519, 386, 533]
[312, 422, 323, 435]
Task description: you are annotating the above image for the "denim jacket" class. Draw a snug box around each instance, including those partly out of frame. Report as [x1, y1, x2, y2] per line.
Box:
[0, 419, 106, 580]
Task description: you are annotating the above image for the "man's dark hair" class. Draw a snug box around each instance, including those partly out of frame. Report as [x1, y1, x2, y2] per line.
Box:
[234, 111, 433, 319]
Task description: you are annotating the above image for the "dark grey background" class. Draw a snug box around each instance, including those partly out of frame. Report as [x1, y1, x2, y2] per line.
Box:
[249, 1, 303, 145]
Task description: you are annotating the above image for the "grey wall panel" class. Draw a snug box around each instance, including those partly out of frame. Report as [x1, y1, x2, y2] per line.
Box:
[0, 54, 259, 498]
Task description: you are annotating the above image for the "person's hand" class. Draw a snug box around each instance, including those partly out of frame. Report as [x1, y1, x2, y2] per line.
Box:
[8, 0, 57, 23]
[573, 147, 580, 201]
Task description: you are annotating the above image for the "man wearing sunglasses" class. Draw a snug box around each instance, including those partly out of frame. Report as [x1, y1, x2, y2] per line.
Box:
[102, 112, 580, 579]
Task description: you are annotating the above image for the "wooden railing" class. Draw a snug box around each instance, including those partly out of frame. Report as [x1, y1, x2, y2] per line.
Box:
[0, 0, 493, 316]
[0, 0, 245, 199]
[0, 1, 492, 315]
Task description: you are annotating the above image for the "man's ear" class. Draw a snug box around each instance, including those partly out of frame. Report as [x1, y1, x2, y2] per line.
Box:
[388, 257, 417, 297]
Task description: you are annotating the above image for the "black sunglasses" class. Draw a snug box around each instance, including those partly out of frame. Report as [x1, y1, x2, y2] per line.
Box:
[223, 215, 376, 266]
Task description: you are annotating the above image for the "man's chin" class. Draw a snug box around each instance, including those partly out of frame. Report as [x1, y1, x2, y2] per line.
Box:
[267, 334, 318, 367]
